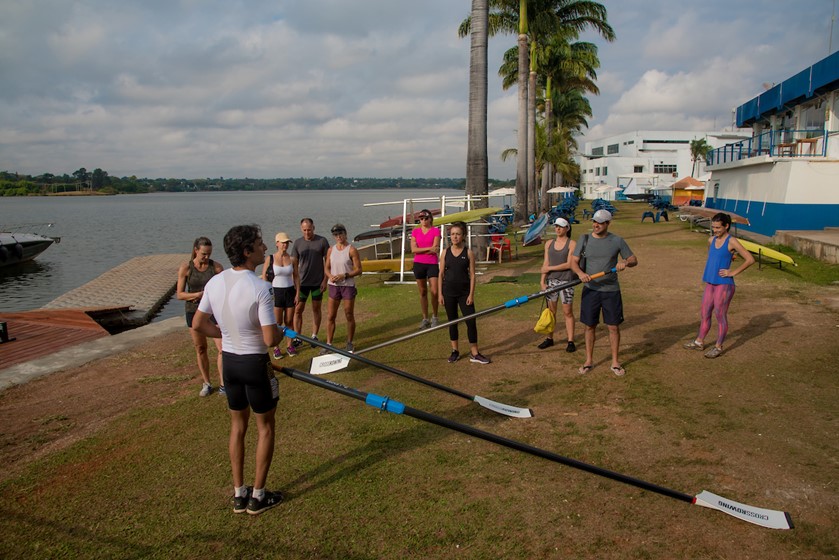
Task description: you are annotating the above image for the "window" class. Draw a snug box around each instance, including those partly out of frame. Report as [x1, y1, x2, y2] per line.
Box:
[644, 139, 689, 144]
[607, 144, 619, 154]
[654, 164, 678, 174]
[591, 147, 604, 156]
[634, 165, 644, 173]
[602, 166, 608, 176]
[595, 167, 601, 176]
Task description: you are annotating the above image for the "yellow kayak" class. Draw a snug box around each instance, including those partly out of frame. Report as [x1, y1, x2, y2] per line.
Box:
[739, 239, 797, 266]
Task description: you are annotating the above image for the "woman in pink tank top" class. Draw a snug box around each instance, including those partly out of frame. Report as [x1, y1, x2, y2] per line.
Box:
[410, 209, 441, 330]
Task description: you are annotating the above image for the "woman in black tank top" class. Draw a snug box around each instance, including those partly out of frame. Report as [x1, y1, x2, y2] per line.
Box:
[437, 222, 490, 364]
[176, 236, 224, 397]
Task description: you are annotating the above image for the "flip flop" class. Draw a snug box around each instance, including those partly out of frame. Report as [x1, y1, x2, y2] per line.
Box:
[611, 365, 626, 376]
[578, 365, 593, 374]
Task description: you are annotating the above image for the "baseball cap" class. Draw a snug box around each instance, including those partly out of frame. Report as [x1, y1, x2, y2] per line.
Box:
[330, 223, 347, 234]
[275, 232, 291, 243]
[592, 209, 612, 223]
[553, 217, 569, 227]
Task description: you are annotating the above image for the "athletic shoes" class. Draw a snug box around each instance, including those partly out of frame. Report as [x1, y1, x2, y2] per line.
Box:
[310, 335, 319, 348]
[430, 316, 439, 328]
[447, 350, 460, 363]
[346, 341, 354, 353]
[537, 338, 554, 349]
[469, 353, 491, 364]
[566, 341, 576, 353]
[287, 344, 298, 357]
[199, 383, 212, 397]
[247, 490, 284, 515]
[704, 347, 723, 359]
[292, 338, 303, 348]
[419, 318, 431, 330]
[683, 340, 704, 350]
[318, 347, 330, 356]
[218, 386, 226, 396]
[273, 347, 283, 359]
[232, 486, 253, 514]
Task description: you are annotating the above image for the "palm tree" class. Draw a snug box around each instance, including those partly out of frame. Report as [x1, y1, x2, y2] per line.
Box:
[466, 0, 489, 208]
[690, 138, 712, 177]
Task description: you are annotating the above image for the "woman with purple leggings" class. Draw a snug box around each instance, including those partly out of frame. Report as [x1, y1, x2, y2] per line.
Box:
[683, 213, 755, 358]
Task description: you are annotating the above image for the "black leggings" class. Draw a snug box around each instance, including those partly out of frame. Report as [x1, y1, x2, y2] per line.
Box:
[443, 294, 477, 344]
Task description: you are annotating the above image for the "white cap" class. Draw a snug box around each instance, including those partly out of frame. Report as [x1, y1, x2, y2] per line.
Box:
[553, 217, 569, 227]
[592, 209, 612, 223]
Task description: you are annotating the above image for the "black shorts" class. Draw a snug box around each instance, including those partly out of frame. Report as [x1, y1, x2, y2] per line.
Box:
[413, 262, 440, 280]
[580, 287, 624, 326]
[185, 311, 216, 329]
[221, 352, 278, 414]
[298, 285, 324, 302]
[273, 287, 296, 309]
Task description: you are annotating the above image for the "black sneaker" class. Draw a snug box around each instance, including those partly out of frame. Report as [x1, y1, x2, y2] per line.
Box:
[447, 350, 460, 363]
[469, 353, 491, 364]
[232, 486, 253, 514]
[246, 490, 284, 515]
[292, 338, 303, 348]
[310, 335, 319, 348]
[565, 341, 576, 353]
[537, 338, 554, 349]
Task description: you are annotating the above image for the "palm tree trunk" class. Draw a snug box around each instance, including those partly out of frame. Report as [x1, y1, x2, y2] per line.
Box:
[466, 0, 488, 209]
[528, 66, 537, 218]
[515, 32, 529, 225]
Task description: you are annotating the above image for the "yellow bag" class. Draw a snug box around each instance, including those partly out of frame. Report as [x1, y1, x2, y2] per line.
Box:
[534, 307, 555, 335]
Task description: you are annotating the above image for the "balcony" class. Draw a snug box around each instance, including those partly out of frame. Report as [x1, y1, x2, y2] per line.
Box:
[707, 129, 837, 166]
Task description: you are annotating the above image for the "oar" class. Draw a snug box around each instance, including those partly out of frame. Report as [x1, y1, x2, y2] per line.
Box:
[283, 328, 532, 418]
[310, 269, 614, 375]
[278, 366, 794, 530]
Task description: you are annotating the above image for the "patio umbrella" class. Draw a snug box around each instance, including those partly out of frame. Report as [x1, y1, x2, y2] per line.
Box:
[672, 176, 705, 189]
[546, 186, 577, 193]
[594, 184, 621, 193]
[488, 187, 517, 196]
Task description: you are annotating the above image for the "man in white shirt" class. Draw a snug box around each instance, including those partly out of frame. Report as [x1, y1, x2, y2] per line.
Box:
[194, 224, 284, 515]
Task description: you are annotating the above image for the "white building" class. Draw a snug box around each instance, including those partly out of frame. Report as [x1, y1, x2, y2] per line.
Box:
[577, 130, 749, 200]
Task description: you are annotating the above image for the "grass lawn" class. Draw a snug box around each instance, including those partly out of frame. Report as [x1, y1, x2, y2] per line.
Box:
[1, 201, 837, 559]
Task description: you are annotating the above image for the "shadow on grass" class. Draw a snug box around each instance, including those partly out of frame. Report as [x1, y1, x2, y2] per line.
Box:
[721, 311, 793, 353]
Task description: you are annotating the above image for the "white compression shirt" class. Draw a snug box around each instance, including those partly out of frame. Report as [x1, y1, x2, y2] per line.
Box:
[197, 268, 275, 355]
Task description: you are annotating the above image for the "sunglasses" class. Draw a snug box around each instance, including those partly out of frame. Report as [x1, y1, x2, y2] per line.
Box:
[331, 230, 346, 235]
[419, 215, 431, 220]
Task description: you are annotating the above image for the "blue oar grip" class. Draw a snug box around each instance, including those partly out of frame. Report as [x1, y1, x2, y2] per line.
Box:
[282, 327, 299, 339]
[365, 393, 406, 415]
[504, 296, 530, 308]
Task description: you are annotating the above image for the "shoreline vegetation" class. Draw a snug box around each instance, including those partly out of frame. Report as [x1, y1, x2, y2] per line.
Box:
[1, 170, 514, 197]
[1, 202, 837, 558]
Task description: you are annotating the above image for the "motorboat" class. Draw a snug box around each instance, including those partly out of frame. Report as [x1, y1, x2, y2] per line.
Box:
[0, 225, 60, 267]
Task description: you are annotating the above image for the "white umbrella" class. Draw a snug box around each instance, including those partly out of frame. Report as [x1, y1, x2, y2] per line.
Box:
[488, 187, 517, 197]
[594, 185, 621, 193]
[547, 186, 577, 193]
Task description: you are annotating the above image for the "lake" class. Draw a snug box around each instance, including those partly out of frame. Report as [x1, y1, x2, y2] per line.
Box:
[0, 189, 465, 316]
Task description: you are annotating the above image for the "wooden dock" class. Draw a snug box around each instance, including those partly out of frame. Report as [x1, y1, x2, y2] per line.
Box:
[1, 254, 186, 372]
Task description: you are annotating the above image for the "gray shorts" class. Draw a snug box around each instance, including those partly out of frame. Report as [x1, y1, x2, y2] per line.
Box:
[546, 278, 575, 305]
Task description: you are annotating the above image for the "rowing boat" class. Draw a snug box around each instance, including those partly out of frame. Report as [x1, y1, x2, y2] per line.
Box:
[739, 239, 797, 266]
[432, 207, 501, 227]
[523, 213, 549, 246]
[677, 206, 750, 226]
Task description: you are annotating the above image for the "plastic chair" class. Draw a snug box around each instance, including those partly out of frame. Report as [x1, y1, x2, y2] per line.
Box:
[487, 235, 512, 263]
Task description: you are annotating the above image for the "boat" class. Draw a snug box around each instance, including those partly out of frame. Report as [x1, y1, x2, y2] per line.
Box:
[0, 226, 60, 267]
[523, 213, 549, 246]
[360, 257, 415, 272]
[677, 206, 750, 226]
[432, 207, 501, 227]
[379, 208, 441, 229]
[738, 239, 797, 267]
[354, 227, 401, 242]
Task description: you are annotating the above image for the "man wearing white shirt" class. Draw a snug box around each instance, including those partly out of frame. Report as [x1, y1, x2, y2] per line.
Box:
[194, 224, 284, 515]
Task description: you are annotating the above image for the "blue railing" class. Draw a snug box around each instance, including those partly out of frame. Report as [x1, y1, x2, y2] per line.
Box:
[707, 129, 830, 166]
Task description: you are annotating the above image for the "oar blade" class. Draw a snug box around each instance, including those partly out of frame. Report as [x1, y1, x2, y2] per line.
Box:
[309, 354, 352, 375]
[473, 395, 534, 418]
[694, 490, 793, 530]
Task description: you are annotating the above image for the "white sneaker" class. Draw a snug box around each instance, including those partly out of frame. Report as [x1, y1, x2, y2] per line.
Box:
[419, 318, 430, 330]
[199, 383, 212, 397]
[430, 316, 439, 328]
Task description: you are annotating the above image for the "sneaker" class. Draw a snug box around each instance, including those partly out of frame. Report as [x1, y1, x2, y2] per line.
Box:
[537, 338, 554, 350]
[565, 341, 576, 353]
[419, 318, 430, 330]
[346, 341, 354, 353]
[273, 347, 283, 359]
[199, 383, 212, 397]
[218, 386, 226, 396]
[310, 335, 319, 348]
[232, 486, 253, 514]
[469, 353, 491, 364]
[430, 316, 439, 328]
[318, 346, 330, 356]
[704, 347, 723, 359]
[292, 338, 303, 348]
[447, 350, 460, 363]
[683, 340, 704, 350]
[287, 344, 298, 357]
[247, 490, 284, 515]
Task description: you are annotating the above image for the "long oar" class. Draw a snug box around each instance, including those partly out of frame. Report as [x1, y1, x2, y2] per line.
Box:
[283, 328, 532, 418]
[278, 366, 794, 530]
[310, 269, 615, 375]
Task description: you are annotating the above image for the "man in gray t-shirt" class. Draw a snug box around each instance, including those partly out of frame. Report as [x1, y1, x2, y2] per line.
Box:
[571, 209, 638, 377]
[291, 218, 330, 346]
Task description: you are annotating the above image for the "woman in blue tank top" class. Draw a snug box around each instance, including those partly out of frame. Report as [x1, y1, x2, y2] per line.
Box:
[683, 213, 754, 358]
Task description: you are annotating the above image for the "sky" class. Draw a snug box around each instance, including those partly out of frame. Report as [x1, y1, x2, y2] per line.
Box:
[0, 0, 834, 180]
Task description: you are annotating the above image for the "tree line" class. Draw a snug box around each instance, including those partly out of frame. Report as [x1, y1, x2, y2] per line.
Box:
[0, 170, 510, 197]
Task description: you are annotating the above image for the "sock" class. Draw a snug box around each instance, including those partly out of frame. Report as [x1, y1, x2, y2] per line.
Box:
[252, 488, 265, 501]
[234, 485, 248, 498]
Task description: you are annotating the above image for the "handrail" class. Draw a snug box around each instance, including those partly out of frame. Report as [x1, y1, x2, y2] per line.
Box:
[707, 128, 831, 165]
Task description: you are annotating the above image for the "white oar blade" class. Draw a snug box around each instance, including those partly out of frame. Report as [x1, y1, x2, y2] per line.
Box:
[309, 354, 351, 375]
[694, 490, 793, 530]
[473, 395, 534, 418]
